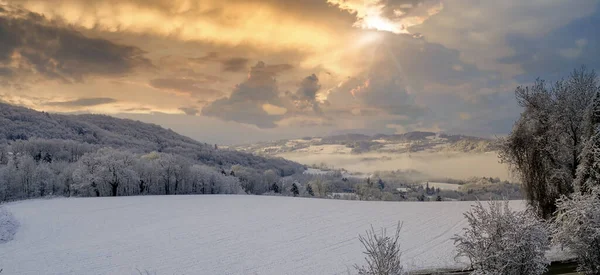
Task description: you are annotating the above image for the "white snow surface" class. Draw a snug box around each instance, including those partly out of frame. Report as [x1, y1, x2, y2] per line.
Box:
[0, 196, 528, 275]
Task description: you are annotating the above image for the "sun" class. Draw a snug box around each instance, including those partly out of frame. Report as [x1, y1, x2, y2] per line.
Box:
[359, 15, 402, 34]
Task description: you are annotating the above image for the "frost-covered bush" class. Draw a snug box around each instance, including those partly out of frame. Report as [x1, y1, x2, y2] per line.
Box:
[554, 187, 600, 274]
[453, 201, 550, 275]
[0, 207, 19, 244]
[354, 222, 405, 275]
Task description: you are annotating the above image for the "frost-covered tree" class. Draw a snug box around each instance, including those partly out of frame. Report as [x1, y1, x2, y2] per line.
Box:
[574, 90, 600, 193]
[310, 179, 328, 197]
[33, 163, 55, 197]
[72, 152, 103, 196]
[155, 153, 189, 195]
[453, 201, 550, 275]
[306, 183, 314, 196]
[500, 67, 600, 218]
[554, 187, 600, 274]
[354, 222, 405, 275]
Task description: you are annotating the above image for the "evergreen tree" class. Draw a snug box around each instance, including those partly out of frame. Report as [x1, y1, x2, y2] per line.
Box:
[306, 183, 314, 196]
[377, 178, 385, 190]
[271, 182, 280, 193]
[290, 183, 299, 197]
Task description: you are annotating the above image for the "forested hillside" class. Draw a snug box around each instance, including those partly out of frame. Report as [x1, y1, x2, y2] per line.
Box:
[0, 102, 304, 202]
[0, 102, 303, 173]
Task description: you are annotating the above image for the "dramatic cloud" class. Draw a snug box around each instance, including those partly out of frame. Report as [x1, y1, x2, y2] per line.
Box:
[189, 52, 249, 72]
[202, 61, 286, 128]
[1, 0, 599, 144]
[46, 97, 117, 107]
[0, 3, 151, 83]
[499, 12, 600, 80]
[410, 0, 598, 74]
[221, 57, 249, 72]
[328, 0, 443, 34]
[15, 0, 348, 53]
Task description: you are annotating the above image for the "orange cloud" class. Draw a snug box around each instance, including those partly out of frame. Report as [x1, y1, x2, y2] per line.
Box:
[19, 0, 342, 52]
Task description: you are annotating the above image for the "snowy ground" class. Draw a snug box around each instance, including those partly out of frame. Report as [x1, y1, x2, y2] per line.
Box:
[0, 196, 531, 275]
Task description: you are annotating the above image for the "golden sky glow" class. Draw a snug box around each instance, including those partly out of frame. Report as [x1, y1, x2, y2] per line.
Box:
[1, 0, 599, 144]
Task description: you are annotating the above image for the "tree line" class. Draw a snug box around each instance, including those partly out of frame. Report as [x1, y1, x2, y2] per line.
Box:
[0, 139, 312, 202]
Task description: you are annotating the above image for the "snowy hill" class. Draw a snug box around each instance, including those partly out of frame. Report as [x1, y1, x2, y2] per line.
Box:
[0, 102, 303, 173]
[229, 132, 508, 181]
[230, 132, 497, 156]
[0, 196, 528, 275]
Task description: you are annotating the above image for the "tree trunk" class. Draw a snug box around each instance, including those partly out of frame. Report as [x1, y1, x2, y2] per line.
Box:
[111, 183, 118, 196]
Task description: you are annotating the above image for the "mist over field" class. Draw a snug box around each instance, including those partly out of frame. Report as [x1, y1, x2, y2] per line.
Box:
[278, 151, 511, 181]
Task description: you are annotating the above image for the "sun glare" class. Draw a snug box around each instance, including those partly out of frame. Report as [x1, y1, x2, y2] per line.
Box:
[360, 15, 402, 34]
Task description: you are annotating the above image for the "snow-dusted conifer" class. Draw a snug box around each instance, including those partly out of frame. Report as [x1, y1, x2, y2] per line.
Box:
[290, 183, 299, 197]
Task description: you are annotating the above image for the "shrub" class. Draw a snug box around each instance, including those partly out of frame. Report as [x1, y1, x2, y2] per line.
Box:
[554, 187, 600, 274]
[453, 201, 550, 275]
[0, 207, 19, 244]
[354, 222, 405, 275]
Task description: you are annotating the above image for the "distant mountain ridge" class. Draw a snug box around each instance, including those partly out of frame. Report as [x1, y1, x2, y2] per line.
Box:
[230, 131, 498, 155]
[0, 102, 303, 174]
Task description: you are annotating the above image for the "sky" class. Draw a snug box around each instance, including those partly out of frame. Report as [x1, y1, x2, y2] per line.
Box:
[1, 0, 599, 144]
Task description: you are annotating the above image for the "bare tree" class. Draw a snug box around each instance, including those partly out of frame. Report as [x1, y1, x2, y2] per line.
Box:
[354, 222, 405, 275]
[500, 67, 599, 218]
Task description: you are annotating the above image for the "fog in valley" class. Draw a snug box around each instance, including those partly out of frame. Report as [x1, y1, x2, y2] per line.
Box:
[278, 151, 511, 181]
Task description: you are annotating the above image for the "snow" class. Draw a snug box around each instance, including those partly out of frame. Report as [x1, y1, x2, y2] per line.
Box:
[0, 207, 19, 244]
[303, 168, 332, 175]
[0, 196, 530, 275]
[294, 144, 352, 154]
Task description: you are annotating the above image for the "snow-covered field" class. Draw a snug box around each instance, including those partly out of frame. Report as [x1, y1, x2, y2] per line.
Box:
[0, 196, 526, 275]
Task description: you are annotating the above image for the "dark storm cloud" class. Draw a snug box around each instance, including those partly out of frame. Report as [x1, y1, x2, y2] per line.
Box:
[190, 52, 291, 73]
[500, 10, 600, 82]
[189, 52, 249, 72]
[46, 97, 117, 107]
[202, 61, 286, 128]
[221, 57, 249, 72]
[286, 74, 324, 114]
[0, 4, 151, 82]
[189, 52, 219, 63]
